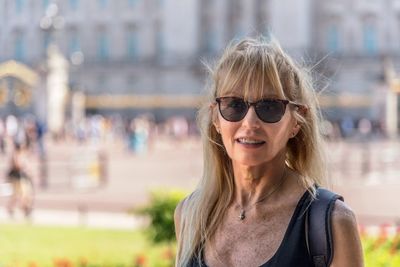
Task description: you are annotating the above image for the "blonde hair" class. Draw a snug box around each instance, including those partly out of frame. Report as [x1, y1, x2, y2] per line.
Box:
[176, 36, 327, 266]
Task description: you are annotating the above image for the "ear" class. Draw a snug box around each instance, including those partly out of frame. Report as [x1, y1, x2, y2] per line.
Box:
[291, 123, 301, 138]
[297, 105, 308, 116]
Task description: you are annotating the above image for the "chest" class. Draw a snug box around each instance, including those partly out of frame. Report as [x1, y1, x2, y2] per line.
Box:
[204, 204, 296, 267]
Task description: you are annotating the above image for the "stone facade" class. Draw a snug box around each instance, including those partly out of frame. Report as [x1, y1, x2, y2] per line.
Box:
[0, 0, 398, 121]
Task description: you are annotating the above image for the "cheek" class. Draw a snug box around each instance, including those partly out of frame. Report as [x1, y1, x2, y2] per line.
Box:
[263, 122, 294, 150]
[277, 125, 292, 140]
[277, 113, 296, 138]
[219, 124, 235, 143]
[218, 122, 238, 151]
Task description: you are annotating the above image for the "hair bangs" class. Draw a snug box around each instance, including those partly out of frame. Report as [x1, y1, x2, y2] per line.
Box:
[215, 54, 247, 97]
[216, 47, 287, 100]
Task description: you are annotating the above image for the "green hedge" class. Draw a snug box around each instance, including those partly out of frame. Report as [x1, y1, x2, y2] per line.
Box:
[132, 189, 187, 244]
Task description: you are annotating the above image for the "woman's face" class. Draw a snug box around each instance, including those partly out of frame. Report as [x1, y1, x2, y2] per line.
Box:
[213, 90, 299, 168]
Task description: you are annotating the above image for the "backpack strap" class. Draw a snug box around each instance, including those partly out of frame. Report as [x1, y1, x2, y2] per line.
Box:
[305, 187, 344, 267]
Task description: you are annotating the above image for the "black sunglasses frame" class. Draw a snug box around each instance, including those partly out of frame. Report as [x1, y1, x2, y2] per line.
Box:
[215, 96, 304, 123]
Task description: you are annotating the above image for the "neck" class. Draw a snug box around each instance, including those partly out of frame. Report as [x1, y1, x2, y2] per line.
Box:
[232, 161, 287, 208]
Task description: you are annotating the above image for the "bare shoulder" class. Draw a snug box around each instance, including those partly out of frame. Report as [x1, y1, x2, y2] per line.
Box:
[330, 200, 364, 267]
[332, 200, 357, 227]
[174, 193, 193, 240]
[174, 197, 187, 224]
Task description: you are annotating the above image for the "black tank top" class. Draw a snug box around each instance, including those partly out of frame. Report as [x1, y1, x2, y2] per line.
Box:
[189, 190, 314, 267]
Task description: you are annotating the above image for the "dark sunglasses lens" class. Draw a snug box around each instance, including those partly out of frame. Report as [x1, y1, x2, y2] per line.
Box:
[256, 100, 286, 123]
[219, 98, 247, 122]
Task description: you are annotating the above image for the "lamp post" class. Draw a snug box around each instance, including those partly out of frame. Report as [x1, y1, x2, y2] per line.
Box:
[70, 50, 85, 130]
[40, 2, 69, 140]
[383, 58, 399, 139]
[38, 1, 69, 189]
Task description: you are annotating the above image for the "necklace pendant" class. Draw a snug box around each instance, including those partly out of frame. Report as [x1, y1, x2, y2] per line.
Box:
[239, 210, 246, 220]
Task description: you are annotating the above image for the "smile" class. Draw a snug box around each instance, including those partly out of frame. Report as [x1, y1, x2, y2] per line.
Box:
[236, 138, 266, 145]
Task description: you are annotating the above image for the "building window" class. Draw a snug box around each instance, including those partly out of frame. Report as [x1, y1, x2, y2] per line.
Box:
[255, 0, 270, 35]
[43, 32, 53, 53]
[14, 34, 25, 61]
[200, 0, 217, 54]
[227, 0, 243, 40]
[157, 0, 164, 7]
[16, 0, 25, 14]
[363, 23, 377, 54]
[97, 31, 109, 60]
[98, 0, 108, 9]
[43, 0, 50, 10]
[327, 24, 340, 52]
[203, 29, 217, 54]
[69, 32, 80, 54]
[155, 22, 165, 58]
[127, 28, 139, 60]
[69, 0, 79, 11]
[128, 0, 138, 7]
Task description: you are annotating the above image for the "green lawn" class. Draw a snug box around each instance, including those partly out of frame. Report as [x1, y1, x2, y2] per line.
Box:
[2, 223, 400, 267]
[0, 223, 174, 267]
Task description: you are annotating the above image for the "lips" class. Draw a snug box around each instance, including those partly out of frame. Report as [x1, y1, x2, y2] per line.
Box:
[236, 137, 266, 145]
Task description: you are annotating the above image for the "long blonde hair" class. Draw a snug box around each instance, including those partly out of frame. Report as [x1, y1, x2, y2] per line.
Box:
[176, 37, 327, 266]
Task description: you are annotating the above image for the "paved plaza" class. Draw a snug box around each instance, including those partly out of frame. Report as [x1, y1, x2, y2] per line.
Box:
[0, 137, 399, 228]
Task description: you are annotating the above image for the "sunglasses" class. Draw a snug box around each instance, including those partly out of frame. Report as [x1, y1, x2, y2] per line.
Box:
[215, 96, 304, 123]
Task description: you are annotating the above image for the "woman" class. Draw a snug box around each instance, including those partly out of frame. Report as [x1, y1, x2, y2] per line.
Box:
[174, 37, 364, 267]
[7, 142, 34, 218]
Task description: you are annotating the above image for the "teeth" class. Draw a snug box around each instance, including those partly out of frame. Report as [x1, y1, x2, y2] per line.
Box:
[237, 138, 264, 144]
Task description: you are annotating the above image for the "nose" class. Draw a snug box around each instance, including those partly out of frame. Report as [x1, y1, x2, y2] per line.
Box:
[241, 105, 261, 128]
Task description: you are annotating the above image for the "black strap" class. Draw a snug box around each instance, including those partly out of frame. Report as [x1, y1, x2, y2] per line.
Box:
[306, 188, 344, 267]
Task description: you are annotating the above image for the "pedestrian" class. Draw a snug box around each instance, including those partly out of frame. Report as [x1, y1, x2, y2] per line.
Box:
[174, 37, 363, 266]
[6, 142, 34, 218]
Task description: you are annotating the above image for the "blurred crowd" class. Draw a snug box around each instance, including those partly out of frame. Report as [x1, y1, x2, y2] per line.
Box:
[321, 117, 386, 141]
[0, 113, 391, 158]
[0, 113, 201, 156]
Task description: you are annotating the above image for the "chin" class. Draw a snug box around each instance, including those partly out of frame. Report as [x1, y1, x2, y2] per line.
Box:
[234, 157, 269, 167]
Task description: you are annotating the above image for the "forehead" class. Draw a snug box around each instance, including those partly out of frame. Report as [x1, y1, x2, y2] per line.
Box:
[215, 54, 287, 100]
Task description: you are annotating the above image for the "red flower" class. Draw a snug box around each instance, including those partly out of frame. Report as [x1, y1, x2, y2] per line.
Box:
[162, 248, 175, 260]
[134, 254, 147, 267]
[53, 258, 73, 267]
[79, 257, 88, 267]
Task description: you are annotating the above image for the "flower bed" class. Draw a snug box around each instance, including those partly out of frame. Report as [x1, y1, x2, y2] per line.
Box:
[361, 227, 400, 267]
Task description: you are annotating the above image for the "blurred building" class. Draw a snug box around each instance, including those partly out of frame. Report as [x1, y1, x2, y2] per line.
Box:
[0, 0, 204, 122]
[0, 0, 398, 126]
[312, 0, 400, 123]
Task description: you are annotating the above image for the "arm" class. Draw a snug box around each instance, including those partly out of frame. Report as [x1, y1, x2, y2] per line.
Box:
[330, 200, 364, 267]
